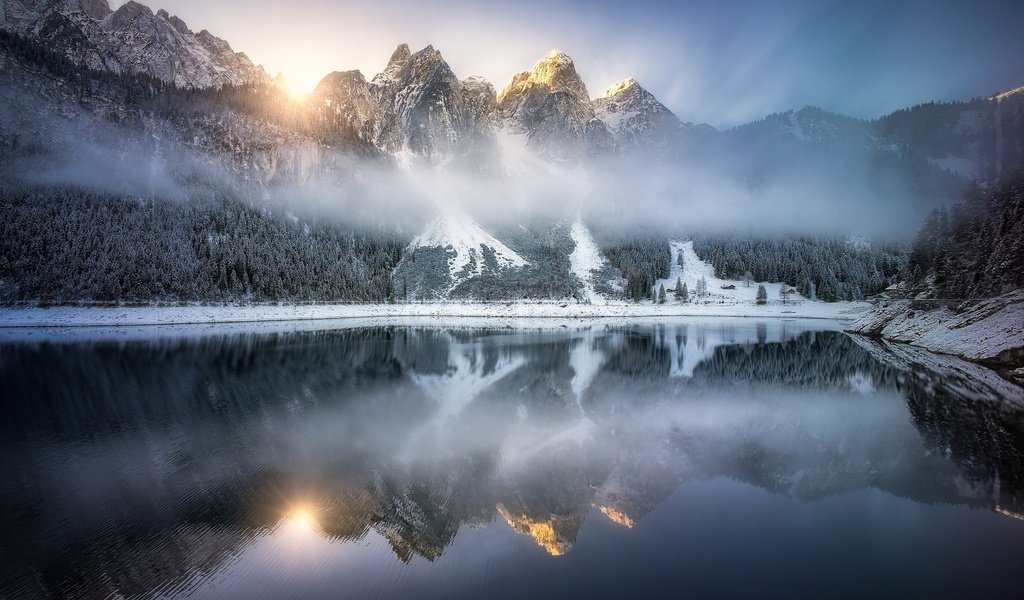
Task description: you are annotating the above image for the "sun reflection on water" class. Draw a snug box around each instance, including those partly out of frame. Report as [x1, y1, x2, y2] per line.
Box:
[282, 503, 323, 539]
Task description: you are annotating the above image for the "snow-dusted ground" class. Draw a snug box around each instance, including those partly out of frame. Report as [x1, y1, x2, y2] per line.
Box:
[846, 292, 1024, 365]
[0, 300, 867, 331]
[654, 240, 805, 307]
[0, 238, 871, 338]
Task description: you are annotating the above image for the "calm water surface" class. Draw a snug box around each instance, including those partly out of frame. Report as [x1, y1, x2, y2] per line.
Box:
[2, 320, 1023, 599]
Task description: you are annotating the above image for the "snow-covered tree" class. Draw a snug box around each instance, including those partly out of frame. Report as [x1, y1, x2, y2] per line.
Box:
[658, 283, 667, 304]
[673, 276, 684, 300]
[756, 285, 768, 304]
[697, 276, 708, 298]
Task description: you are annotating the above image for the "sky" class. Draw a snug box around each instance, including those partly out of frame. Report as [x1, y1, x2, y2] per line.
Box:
[111, 0, 1024, 127]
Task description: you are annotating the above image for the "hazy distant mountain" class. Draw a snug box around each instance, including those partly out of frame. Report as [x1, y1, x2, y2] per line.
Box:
[875, 88, 1024, 182]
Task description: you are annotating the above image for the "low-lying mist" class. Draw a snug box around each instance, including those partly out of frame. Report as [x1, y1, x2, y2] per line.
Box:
[0, 82, 957, 242]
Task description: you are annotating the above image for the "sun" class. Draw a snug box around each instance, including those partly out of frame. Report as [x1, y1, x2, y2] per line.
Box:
[277, 75, 313, 100]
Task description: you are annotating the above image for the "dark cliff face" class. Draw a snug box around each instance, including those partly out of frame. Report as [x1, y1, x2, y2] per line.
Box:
[311, 70, 378, 144]
[373, 45, 471, 157]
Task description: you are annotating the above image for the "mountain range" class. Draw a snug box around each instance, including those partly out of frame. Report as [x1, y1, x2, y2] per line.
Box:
[1, 0, 1023, 303]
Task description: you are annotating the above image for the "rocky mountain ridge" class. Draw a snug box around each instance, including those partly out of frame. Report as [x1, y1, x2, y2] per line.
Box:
[3, 0, 707, 163]
[0, 0, 267, 87]
[314, 44, 702, 163]
[6, 0, 1018, 180]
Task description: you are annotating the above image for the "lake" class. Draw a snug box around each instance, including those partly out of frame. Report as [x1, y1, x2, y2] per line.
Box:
[2, 320, 1023, 599]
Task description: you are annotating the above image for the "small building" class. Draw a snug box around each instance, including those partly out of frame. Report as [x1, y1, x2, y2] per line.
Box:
[882, 283, 904, 298]
[720, 284, 736, 290]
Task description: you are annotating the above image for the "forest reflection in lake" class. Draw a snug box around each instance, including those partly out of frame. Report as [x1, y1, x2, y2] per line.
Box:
[1, 320, 1023, 599]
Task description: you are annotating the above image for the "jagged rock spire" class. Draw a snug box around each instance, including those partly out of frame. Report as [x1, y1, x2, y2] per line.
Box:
[498, 49, 590, 107]
[376, 43, 411, 83]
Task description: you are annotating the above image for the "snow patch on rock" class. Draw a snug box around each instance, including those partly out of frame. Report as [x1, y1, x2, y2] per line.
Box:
[412, 211, 527, 291]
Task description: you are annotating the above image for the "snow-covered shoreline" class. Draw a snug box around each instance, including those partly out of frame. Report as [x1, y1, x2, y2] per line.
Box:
[0, 300, 868, 330]
[845, 292, 1024, 367]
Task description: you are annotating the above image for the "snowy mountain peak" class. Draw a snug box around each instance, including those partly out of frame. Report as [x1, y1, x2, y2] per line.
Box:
[311, 69, 378, 142]
[536, 50, 588, 97]
[599, 77, 639, 100]
[493, 49, 612, 158]
[369, 43, 480, 156]
[592, 77, 703, 153]
[374, 42, 411, 83]
[316, 69, 368, 88]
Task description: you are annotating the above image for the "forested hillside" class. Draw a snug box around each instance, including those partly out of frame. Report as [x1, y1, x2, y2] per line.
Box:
[692, 236, 907, 301]
[906, 176, 1024, 298]
[599, 237, 670, 301]
[0, 188, 405, 303]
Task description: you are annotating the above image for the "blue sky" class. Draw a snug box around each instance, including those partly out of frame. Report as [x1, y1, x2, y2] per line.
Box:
[113, 0, 1024, 126]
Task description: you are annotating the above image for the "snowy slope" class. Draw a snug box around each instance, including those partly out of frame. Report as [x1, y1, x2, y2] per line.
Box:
[411, 211, 528, 292]
[656, 241, 805, 306]
[568, 220, 608, 304]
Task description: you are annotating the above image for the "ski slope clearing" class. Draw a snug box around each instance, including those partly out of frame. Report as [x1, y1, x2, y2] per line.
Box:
[655, 240, 805, 306]
[569, 220, 608, 304]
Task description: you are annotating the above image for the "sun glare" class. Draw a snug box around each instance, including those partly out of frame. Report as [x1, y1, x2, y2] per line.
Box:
[290, 85, 316, 101]
[286, 504, 320, 532]
[271, 66, 324, 101]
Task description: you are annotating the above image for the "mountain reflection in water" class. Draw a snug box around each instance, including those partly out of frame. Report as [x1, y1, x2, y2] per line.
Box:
[1, 321, 1023, 599]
